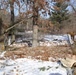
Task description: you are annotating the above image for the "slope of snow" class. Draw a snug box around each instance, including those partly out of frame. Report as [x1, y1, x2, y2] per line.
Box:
[0, 58, 67, 75]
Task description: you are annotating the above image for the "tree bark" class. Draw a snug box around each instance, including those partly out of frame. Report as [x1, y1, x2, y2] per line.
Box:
[32, 25, 38, 47]
[32, 0, 39, 47]
[8, 0, 15, 45]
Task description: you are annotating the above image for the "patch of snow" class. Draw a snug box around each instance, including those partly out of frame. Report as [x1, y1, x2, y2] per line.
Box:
[39, 34, 74, 46]
[9, 43, 28, 48]
[39, 40, 68, 47]
[25, 31, 33, 33]
[0, 58, 69, 75]
[44, 34, 68, 41]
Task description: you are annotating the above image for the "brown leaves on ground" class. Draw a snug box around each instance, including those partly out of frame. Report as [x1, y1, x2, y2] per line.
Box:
[4, 46, 76, 61]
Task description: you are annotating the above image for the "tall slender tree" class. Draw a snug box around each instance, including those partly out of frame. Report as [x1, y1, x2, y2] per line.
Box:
[22, 0, 50, 47]
[0, 18, 3, 35]
[8, 0, 15, 45]
[22, 0, 70, 47]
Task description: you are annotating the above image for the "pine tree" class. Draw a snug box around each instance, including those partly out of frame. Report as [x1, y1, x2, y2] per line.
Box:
[50, 1, 69, 29]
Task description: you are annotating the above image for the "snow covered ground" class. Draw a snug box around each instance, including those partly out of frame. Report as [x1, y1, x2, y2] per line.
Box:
[39, 34, 74, 46]
[0, 34, 75, 75]
[10, 34, 74, 47]
[0, 51, 74, 75]
[0, 58, 68, 75]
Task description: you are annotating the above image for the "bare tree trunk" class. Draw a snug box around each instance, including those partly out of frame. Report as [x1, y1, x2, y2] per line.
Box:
[32, 25, 38, 47]
[8, 36, 12, 45]
[32, 0, 39, 47]
[8, 0, 15, 45]
[27, 22, 29, 30]
[0, 36, 5, 51]
[4, 34, 8, 50]
[12, 34, 15, 44]
[0, 18, 3, 35]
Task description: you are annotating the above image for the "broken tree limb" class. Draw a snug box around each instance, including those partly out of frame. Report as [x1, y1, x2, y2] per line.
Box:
[5, 19, 25, 33]
[0, 19, 25, 42]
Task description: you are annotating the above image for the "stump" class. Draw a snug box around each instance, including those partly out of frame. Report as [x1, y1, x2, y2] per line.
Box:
[71, 62, 76, 75]
[0, 42, 5, 51]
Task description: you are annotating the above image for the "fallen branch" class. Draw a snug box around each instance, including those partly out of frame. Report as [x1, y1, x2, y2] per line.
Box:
[0, 19, 25, 42]
[1, 19, 26, 36]
[5, 19, 25, 33]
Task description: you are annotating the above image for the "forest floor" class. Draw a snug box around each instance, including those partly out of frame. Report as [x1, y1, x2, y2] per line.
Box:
[0, 45, 76, 75]
[3, 46, 76, 61]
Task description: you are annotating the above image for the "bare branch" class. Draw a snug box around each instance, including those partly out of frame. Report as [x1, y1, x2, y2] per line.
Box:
[69, 4, 76, 13]
[5, 19, 25, 33]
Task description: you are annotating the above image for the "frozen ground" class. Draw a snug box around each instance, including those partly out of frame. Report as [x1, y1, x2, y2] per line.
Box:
[0, 58, 68, 75]
[0, 52, 74, 75]
[39, 34, 74, 46]
[0, 34, 75, 75]
[11, 34, 74, 47]
[43, 34, 73, 43]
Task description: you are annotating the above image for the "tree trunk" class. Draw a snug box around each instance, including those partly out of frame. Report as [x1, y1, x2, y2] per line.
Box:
[32, 25, 38, 47]
[0, 42, 5, 51]
[8, 36, 12, 45]
[4, 34, 8, 50]
[32, 0, 39, 47]
[71, 42, 76, 55]
[8, 0, 15, 45]
[11, 34, 15, 44]
[0, 35, 5, 51]
[67, 34, 74, 45]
